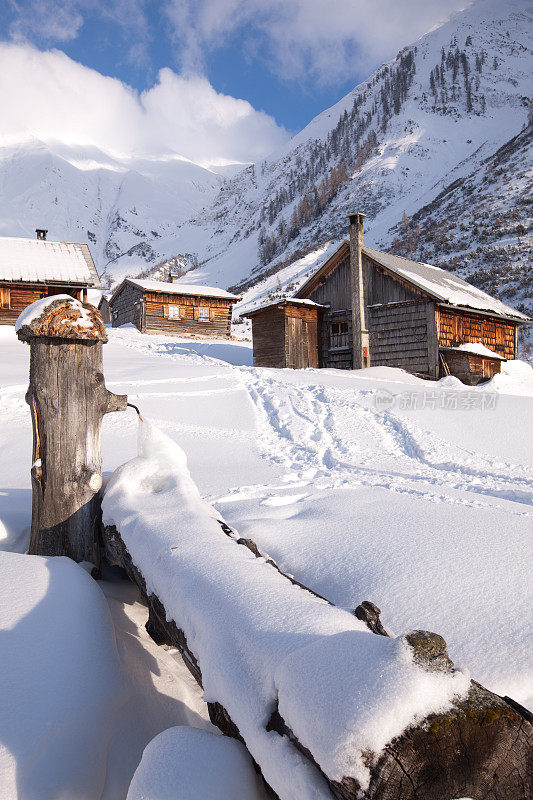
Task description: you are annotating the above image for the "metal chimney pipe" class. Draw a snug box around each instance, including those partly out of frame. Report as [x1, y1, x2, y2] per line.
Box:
[348, 212, 370, 369]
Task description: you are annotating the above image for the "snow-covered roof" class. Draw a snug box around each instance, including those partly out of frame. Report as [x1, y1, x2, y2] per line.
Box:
[296, 240, 529, 322]
[241, 297, 326, 317]
[363, 246, 530, 322]
[114, 278, 241, 302]
[0, 237, 100, 286]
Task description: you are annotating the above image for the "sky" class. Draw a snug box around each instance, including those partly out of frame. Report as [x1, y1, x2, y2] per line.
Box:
[0, 0, 471, 168]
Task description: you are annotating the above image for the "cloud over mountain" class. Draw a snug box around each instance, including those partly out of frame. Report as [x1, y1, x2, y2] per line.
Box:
[0, 42, 288, 167]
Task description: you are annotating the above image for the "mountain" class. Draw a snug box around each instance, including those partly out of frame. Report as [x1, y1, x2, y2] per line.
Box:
[0, 0, 530, 329]
[0, 138, 223, 283]
[169, 0, 531, 320]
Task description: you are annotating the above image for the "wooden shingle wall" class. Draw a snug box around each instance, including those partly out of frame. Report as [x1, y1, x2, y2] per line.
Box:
[436, 307, 517, 360]
[369, 301, 437, 376]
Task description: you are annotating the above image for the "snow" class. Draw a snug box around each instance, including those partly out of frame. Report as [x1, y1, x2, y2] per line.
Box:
[1, 318, 532, 796]
[0, 236, 99, 285]
[127, 727, 264, 800]
[119, 278, 241, 300]
[0, 551, 125, 799]
[102, 418, 470, 795]
[453, 342, 507, 359]
[276, 631, 468, 785]
[15, 293, 95, 332]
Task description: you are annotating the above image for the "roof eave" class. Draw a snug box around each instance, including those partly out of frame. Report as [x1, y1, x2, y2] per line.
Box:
[436, 301, 530, 324]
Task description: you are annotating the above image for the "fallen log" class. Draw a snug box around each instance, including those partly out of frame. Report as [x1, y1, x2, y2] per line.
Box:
[103, 519, 532, 800]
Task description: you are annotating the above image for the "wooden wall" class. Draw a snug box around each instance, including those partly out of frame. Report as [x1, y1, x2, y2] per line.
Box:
[441, 350, 503, 385]
[284, 305, 319, 369]
[143, 292, 234, 337]
[251, 308, 287, 368]
[436, 307, 517, 360]
[0, 283, 83, 325]
[111, 282, 144, 329]
[369, 300, 438, 377]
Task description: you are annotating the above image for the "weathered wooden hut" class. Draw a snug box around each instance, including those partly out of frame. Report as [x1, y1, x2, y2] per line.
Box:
[244, 214, 529, 382]
[244, 299, 324, 368]
[0, 230, 101, 325]
[109, 278, 241, 338]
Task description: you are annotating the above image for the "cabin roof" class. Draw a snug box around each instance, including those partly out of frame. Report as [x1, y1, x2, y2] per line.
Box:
[241, 297, 326, 318]
[111, 277, 241, 303]
[0, 237, 100, 286]
[296, 240, 529, 322]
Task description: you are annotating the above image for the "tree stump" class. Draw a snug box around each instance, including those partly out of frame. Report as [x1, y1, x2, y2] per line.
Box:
[16, 296, 127, 571]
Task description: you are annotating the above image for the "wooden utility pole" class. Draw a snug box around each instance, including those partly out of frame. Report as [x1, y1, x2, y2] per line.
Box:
[349, 212, 370, 369]
[17, 296, 127, 571]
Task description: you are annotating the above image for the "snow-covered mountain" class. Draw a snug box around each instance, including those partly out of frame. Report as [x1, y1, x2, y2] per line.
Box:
[0, 0, 531, 320]
[0, 138, 223, 283]
[174, 0, 531, 308]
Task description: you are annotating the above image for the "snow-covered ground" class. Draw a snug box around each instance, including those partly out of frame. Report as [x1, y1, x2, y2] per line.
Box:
[1, 323, 532, 798]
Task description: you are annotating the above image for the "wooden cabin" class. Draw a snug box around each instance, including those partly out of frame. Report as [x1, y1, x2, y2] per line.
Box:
[109, 278, 241, 338]
[0, 229, 101, 325]
[244, 299, 323, 369]
[243, 215, 529, 383]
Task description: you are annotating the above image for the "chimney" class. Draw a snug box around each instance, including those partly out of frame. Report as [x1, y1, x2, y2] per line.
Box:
[348, 212, 370, 369]
[36, 229, 48, 241]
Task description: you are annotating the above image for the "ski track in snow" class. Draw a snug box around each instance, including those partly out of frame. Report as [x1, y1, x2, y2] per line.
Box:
[229, 370, 533, 516]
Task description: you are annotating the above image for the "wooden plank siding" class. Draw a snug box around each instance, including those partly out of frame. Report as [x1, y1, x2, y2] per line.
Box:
[0, 282, 83, 325]
[144, 292, 233, 337]
[284, 305, 319, 369]
[111, 284, 236, 338]
[436, 307, 518, 360]
[250, 309, 287, 368]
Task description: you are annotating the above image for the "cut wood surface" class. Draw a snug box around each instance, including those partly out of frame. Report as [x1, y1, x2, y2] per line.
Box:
[103, 517, 532, 800]
[17, 296, 127, 570]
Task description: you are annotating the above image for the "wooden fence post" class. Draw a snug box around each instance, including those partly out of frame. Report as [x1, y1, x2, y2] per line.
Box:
[16, 296, 127, 571]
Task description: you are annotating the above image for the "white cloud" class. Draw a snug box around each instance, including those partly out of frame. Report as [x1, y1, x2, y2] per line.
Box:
[167, 0, 471, 83]
[0, 43, 288, 166]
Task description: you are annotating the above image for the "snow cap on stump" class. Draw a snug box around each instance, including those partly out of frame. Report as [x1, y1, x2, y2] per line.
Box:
[15, 294, 107, 343]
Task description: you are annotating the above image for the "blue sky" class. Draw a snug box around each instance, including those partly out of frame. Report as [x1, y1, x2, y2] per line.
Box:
[0, 0, 468, 166]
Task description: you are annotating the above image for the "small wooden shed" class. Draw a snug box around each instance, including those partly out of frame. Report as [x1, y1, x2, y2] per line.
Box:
[109, 278, 241, 338]
[244, 299, 324, 368]
[0, 230, 101, 325]
[244, 215, 530, 382]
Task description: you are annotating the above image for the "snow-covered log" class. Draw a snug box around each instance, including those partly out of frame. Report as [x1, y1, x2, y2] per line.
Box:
[102, 422, 532, 800]
[16, 295, 127, 570]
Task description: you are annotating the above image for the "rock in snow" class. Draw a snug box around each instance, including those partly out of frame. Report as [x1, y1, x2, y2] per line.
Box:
[127, 726, 264, 800]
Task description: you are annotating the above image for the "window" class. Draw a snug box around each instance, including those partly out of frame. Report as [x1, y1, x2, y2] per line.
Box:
[330, 320, 349, 349]
[168, 305, 181, 320]
[198, 307, 210, 321]
[0, 287, 10, 309]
